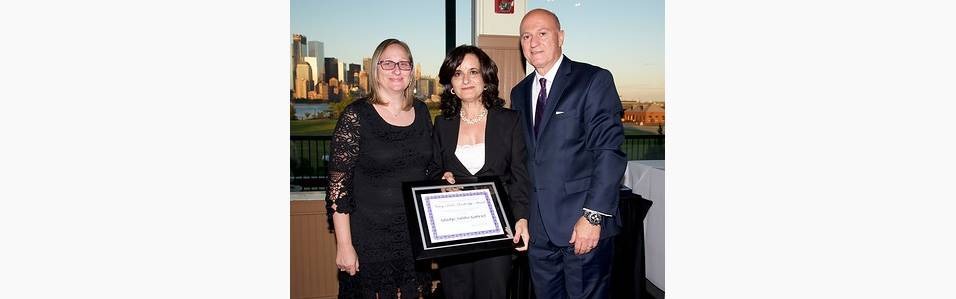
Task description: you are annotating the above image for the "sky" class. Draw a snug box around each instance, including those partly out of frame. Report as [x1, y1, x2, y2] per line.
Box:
[291, 0, 664, 102]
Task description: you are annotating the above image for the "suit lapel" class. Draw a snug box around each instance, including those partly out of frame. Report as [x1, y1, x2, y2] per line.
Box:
[473, 110, 495, 176]
[514, 75, 537, 150]
[445, 117, 472, 175]
[536, 57, 573, 142]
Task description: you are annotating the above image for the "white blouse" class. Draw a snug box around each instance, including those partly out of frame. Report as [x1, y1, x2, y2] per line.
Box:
[454, 143, 485, 175]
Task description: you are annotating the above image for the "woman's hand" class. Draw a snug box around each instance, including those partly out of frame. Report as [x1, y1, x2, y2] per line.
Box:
[440, 172, 462, 192]
[441, 171, 456, 184]
[336, 244, 360, 276]
[513, 219, 530, 251]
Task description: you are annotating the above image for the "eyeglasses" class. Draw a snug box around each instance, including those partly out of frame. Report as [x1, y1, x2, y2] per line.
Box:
[378, 60, 413, 71]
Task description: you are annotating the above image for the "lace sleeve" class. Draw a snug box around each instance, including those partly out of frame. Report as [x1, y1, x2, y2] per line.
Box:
[325, 104, 360, 227]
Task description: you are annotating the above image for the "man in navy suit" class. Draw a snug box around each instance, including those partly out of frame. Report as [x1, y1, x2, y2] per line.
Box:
[510, 8, 627, 299]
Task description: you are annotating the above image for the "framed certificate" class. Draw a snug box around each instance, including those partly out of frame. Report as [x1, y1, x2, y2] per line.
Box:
[402, 176, 517, 260]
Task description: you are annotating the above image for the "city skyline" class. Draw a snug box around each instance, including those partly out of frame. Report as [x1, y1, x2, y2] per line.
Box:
[291, 33, 445, 102]
[291, 0, 664, 102]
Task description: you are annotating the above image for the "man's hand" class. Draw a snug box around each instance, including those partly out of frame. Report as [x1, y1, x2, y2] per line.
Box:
[513, 219, 530, 251]
[569, 215, 601, 255]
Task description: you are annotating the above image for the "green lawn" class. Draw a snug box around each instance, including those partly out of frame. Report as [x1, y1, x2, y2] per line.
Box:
[290, 119, 337, 136]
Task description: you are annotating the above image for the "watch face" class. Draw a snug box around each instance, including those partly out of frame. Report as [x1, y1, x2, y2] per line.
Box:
[586, 213, 601, 225]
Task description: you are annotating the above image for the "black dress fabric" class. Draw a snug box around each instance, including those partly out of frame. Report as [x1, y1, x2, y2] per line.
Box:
[325, 99, 437, 299]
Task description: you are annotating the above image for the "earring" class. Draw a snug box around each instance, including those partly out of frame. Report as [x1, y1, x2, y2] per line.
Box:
[450, 89, 456, 95]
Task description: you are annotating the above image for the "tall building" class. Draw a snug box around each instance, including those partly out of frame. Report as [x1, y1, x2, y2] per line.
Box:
[305, 57, 319, 87]
[292, 34, 307, 64]
[290, 46, 295, 90]
[416, 78, 433, 99]
[329, 77, 340, 102]
[295, 62, 314, 99]
[337, 62, 345, 86]
[291, 34, 307, 91]
[324, 57, 338, 82]
[414, 63, 422, 82]
[347, 63, 361, 85]
[307, 41, 325, 81]
[316, 82, 329, 101]
[338, 80, 348, 101]
[359, 70, 369, 93]
[363, 58, 372, 75]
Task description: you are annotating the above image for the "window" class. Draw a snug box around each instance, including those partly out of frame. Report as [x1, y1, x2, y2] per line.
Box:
[290, 0, 449, 135]
[528, 0, 664, 133]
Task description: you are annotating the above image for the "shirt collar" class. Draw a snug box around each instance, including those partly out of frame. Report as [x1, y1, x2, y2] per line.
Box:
[533, 55, 564, 86]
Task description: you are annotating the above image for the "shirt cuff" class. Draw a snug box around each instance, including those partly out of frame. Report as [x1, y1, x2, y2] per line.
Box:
[583, 208, 612, 217]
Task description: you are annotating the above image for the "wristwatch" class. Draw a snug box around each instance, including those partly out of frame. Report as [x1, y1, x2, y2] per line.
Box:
[583, 210, 603, 226]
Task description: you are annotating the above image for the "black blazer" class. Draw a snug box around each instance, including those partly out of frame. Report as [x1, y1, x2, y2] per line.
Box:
[432, 108, 531, 220]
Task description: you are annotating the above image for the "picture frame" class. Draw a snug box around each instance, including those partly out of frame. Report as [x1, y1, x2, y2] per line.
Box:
[402, 176, 517, 260]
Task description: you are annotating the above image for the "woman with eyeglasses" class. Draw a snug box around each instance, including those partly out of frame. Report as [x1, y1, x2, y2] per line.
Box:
[326, 38, 437, 298]
[432, 45, 531, 299]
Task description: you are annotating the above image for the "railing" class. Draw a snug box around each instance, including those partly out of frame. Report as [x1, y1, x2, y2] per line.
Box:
[621, 135, 666, 161]
[290, 135, 333, 192]
[291, 135, 664, 191]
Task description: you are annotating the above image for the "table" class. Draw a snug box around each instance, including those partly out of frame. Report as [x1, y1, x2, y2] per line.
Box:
[622, 160, 665, 290]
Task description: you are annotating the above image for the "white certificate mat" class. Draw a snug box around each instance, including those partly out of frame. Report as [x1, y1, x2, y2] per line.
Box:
[421, 189, 505, 242]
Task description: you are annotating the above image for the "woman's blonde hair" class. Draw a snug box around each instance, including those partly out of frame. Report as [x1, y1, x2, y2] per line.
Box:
[367, 38, 416, 109]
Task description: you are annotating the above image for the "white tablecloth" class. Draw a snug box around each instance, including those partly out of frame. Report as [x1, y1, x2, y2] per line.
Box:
[622, 160, 665, 290]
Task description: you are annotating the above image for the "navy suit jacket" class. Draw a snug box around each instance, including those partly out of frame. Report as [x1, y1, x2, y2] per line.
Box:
[510, 56, 626, 246]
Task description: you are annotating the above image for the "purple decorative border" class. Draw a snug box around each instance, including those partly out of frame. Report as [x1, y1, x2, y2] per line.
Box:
[423, 189, 503, 242]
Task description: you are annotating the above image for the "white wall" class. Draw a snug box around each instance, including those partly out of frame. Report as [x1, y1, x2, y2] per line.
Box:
[475, 0, 527, 37]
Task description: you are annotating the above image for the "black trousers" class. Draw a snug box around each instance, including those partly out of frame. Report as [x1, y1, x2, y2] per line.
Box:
[439, 251, 512, 299]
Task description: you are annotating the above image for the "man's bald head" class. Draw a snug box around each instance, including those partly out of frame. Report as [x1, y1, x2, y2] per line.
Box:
[522, 8, 561, 30]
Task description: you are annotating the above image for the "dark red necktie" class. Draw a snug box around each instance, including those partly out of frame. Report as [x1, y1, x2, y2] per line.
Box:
[533, 78, 547, 136]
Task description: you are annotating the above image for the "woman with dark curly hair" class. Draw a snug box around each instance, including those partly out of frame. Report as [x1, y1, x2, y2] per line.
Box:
[432, 45, 531, 299]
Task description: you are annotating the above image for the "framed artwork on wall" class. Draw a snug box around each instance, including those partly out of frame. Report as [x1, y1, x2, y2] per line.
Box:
[495, 0, 514, 14]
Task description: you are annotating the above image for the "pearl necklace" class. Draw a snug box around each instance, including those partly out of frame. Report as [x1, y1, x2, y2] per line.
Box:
[460, 109, 488, 125]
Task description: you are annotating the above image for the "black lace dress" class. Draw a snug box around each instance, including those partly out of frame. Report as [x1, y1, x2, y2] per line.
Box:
[325, 99, 436, 299]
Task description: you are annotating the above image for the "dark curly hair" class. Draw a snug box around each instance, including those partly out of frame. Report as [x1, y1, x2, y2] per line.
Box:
[438, 45, 505, 119]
